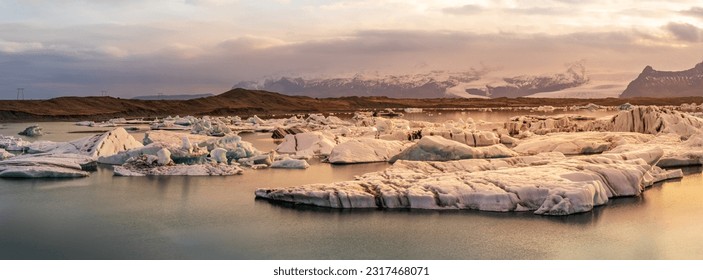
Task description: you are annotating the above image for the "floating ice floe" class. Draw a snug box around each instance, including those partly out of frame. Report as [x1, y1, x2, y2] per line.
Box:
[606, 133, 703, 167]
[238, 153, 275, 167]
[270, 157, 310, 169]
[98, 143, 167, 165]
[18, 125, 44, 137]
[143, 130, 216, 147]
[422, 129, 500, 147]
[0, 128, 141, 178]
[276, 132, 339, 157]
[204, 135, 261, 162]
[512, 132, 654, 155]
[26, 127, 143, 159]
[113, 155, 243, 176]
[256, 148, 680, 215]
[191, 116, 233, 136]
[0, 153, 94, 178]
[506, 106, 703, 137]
[328, 138, 409, 164]
[74, 121, 95, 126]
[388, 136, 517, 163]
[0, 135, 31, 151]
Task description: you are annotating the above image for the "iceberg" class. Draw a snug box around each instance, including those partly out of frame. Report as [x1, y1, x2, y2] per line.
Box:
[506, 106, 703, 137]
[113, 155, 243, 176]
[18, 125, 44, 137]
[512, 132, 653, 155]
[0, 135, 31, 151]
[0, 128, 142, 178]
[388, 136, 517, 162]
[276, 132, 338, 157]
[256, 148, 678, 215]
[98, 143, 167, 165]
[606, 133, 703, 167]
[328, 138, 409, 164]
[0, 153, 94, 178]
[24, 127, 143, 159]
[270, 157, 310, 169]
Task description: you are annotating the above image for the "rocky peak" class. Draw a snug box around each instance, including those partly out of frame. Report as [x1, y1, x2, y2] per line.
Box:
[620, 61, 703, 98]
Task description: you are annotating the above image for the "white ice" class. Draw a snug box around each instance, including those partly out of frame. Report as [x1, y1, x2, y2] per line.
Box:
[512, 132, 653, 155]
[256, 148, 677, 215]
[270, 157, 310, 169]
[388, 136, 518, 162]
[328, 138, 409, 164]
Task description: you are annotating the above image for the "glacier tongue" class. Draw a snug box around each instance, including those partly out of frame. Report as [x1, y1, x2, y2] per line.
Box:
[256, 148, 679, 215]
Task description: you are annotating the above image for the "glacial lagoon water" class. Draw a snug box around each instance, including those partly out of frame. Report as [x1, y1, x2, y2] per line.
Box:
[2, 110, 703, 259]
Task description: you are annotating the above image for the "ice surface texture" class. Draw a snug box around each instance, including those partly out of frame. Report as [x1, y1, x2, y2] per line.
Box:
[256, 148, 680, 215]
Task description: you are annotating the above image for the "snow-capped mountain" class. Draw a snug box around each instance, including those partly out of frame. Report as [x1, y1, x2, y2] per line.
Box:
[619, 61, 703, 98]
[232, 71, 482, 98]
[232, 64, 590, 99]
[464, 63, 589, 98]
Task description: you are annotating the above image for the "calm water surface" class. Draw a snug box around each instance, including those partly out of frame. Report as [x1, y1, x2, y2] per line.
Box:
[2, 110, 703, 259]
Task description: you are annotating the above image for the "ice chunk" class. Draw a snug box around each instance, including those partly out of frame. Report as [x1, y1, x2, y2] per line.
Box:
[81, 127, 143, 159]
[513, 132, 653, 155]
[328, 138, 409, 164]
[75, 121, 95, 126]
[389, 136, 517, 162]
[238, 153, 275, 167]
[270, 157, 310, 169]
[24, 127, 143, 159]
[210, 148, 227, 163]
[142, 130, 215, 147]
[18, 125, 44, 137]
[0, 135, 31, 151]
[0, 128, 140, 178]
[157, 148, 173, 165]
[506, 106, 703, 137]
[0, 165, 89, 178]
[256, 148, 672, 215]
[0, 148, 14, 160]
[204, 135, 261, 162]
[606, 133, 703, 167]
[0, 153, 94, 178]
[97, 143, 166, 165]
[113, 155, 242, 176]
[276, 132, 338, 156]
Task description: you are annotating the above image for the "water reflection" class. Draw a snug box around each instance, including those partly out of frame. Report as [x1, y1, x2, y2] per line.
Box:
[2, 121, 703, 259]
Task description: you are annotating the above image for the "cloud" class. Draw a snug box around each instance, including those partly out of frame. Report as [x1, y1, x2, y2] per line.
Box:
[442, 4, 484, 15]
[682, 6, 703, 19]
[665, 22, 701, 42]
[442, 4, 562, 16]
[3, 26, 701, 99]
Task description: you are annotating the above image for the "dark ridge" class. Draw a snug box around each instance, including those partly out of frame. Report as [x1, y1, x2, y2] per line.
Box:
[2, 88, 703, 122]
[621, 61, 703, 98]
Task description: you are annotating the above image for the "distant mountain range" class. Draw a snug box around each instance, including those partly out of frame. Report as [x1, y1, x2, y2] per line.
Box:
[132, 93, 214, 100]
[465, 64, 589, 98]
[233, 65, 590, 99]
[620, 61, 703, 98]
[5, 88, 702, 121]
[233, 71, 482, 98]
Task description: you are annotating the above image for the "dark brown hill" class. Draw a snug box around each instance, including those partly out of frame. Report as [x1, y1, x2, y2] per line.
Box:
[2, 88, 703, 122]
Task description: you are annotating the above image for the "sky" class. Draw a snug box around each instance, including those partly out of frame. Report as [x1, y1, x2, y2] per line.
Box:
[1, 0, 702, 99]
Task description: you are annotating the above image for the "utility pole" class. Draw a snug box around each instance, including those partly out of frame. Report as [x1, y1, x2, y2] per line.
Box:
[16, 88, 24, 100]
[101, 90, 107, 97]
